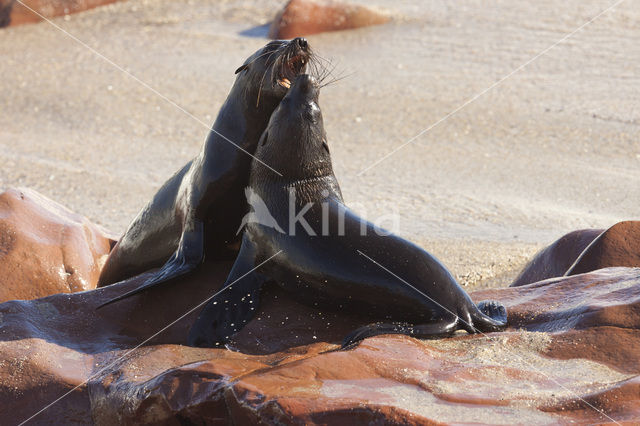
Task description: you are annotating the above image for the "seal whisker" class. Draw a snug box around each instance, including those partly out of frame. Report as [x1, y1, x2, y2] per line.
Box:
[250, 43, 288, 68]
[306, 55, 329, 82]
[253, 44, 288, 106]
[319, 71, 354, 89]
[318, 60, 339, 84]
[256, 48, 283, 107]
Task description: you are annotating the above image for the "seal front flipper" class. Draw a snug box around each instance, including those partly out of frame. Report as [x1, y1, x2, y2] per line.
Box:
[473, 300, 508, 332]
[188, 239, 266, 348]
[97, 220, 205, 308]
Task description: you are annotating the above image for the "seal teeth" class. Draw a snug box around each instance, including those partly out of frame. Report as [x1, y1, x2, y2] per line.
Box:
[279, 78, 291, 89]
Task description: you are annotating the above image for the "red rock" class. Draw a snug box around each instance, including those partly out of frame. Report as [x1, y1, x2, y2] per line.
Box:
[2, 270, 640, 424]
[510, 228, 603, 287]
[512, 221, 640, 287]
[269, 0, 390, 39]
[565, 220, 640, 276]
[0, 188, 114, 303]
[1, 0, 121, 28]
[0, 197, 639, 423]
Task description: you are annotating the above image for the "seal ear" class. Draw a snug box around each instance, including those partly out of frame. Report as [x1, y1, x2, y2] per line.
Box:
[235, 64, 249, 74]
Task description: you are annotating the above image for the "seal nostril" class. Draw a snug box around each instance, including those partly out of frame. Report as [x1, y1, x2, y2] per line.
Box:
[295, 37, 308, 49]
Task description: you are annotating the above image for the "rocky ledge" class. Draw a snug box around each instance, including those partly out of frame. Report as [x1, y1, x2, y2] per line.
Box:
[0, 189, 638, 424]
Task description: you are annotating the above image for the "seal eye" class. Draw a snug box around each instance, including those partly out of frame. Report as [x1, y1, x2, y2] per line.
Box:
[235, 64, 249, 74]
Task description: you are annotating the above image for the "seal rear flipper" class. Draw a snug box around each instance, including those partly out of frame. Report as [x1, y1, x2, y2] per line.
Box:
[188, 238, 267, 347]
[96, 220, 205, 309]
[187, 270, 267, 348]
[341, 318, 459, 349]
[472, 300, 508, 332]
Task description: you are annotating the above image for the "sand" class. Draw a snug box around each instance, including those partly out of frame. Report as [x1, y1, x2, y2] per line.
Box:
[1, 0, 638, 289]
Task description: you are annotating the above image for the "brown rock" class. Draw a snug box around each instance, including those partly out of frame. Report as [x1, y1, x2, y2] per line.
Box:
[2, 0, 121, 28]
[566, 220, 640, 276]
[0, 188, 114, 302]
[512, 221, 640, 287]
[0, 197, 639, 423]
[269, 0, 390, 39]
[2, 269, 639, 424]
[510, 228, 603, 287]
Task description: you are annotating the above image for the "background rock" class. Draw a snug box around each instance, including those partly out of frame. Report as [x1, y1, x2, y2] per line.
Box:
[1, 0, 120, 27]
[510, 228, 603, 287]
[512, 221, 640, 287]
[269, 0, 390, 39]
[0, 188, 114, 303]
[565, 221, 640, 276]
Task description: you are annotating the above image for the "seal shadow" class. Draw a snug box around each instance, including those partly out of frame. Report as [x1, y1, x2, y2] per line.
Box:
[0, 257, 378, 356]
[0, 259, 233, 354]
[238, 23, 271, 38]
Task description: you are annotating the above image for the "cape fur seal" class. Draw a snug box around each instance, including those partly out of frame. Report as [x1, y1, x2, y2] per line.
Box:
[188, 74, 508, 347]
[98, 38, 314, 307]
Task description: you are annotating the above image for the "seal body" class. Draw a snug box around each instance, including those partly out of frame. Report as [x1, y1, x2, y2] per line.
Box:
[188, 75, 508, 347]
[97, 38, 312, 306]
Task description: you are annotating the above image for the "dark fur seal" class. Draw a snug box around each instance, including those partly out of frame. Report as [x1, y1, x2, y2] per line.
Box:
[97, 38, 313, 307]
[188, 74, 508, 347]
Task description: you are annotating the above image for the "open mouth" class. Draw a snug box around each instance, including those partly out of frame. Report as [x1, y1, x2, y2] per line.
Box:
[277, 54, 308, 89]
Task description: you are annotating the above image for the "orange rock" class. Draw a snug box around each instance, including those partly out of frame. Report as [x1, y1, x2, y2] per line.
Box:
[510, 228, 603, 287]
[512, 221, 640, 287]
[269, 0, 390, 39]
[0, 188, 114, 302]
[2, 0, 121, 27]
[566, 220, 640, 276]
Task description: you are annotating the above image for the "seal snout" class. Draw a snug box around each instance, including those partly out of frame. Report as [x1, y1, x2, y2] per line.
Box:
[289, 74, 319, 99]
[294, 73, 317, 89]
[276, 38, 311, 90]
[293, 37, 308, 50]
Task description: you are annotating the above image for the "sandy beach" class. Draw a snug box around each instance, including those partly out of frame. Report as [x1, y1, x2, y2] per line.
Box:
[1, 0, 638, 289]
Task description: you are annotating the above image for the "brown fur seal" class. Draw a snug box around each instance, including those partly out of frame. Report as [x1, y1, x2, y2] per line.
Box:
[187, 74, 508, 348]
[98, 38, 315, 307]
